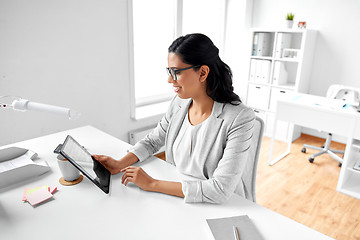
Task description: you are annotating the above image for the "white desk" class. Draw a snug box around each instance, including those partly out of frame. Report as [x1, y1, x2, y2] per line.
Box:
[269, 94, 360, 199]
[0, 126, 333, 240]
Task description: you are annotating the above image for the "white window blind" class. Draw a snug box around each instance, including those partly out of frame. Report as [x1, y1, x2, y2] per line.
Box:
[132, 0, 176, 105]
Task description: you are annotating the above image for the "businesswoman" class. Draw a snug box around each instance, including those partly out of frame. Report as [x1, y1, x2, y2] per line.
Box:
[93, 33, 255, 204]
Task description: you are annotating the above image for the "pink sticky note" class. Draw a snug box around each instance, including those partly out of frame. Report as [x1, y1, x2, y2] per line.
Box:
[22, 186, 49, 201]
[22, 188, 29, 201]
[25, 188, 53, 206]
[49, 186, 57, 194]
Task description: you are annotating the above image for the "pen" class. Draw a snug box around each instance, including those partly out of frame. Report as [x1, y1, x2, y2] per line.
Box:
[233, 226, 240, 240]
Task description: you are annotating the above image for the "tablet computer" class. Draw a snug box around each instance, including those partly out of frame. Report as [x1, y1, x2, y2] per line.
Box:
[54, 135, 111, 194]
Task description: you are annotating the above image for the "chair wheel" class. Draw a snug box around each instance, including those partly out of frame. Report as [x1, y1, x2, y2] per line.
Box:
[309, 158, 314, 163]
[339, 163, 342, 167]
[301, 147, 306, 153]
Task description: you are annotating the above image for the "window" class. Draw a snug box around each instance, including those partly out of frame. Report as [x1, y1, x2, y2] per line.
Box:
[129, 0, 226, 119]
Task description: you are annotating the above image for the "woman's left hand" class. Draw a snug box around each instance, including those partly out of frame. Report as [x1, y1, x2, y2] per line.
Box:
[120, 166, 156, 191]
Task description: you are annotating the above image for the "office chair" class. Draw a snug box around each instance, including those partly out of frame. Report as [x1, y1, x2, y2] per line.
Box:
[301, 84, 360, 167]
[237, 116, 264, 202]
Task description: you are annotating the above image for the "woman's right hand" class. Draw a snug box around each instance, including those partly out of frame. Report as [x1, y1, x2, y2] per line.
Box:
[92, 155, 122, 175]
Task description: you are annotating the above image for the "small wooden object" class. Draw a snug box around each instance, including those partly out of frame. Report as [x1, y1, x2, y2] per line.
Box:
[59, 175, 83, 186]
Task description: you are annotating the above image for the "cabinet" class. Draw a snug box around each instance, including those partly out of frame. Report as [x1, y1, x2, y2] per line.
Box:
[246, 29, 317, 141]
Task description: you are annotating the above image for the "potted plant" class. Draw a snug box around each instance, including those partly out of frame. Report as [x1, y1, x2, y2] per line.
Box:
[285, 12, 295, 28]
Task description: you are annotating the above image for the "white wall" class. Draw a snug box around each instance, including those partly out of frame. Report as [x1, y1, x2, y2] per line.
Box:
[251, 0, 360, 96]
[0, 0, 161, 146]
[3, 0, 357, 147]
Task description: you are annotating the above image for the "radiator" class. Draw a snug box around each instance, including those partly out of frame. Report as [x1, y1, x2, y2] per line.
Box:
[128, 126, 165, 153]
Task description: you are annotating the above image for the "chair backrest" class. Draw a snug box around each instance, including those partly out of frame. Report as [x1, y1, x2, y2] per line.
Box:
[238, 116, 264, 202]
[327, 84, 360, 106]
[250, 116, 265, 202]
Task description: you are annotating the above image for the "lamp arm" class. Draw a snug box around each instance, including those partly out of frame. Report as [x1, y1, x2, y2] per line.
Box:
[0, 95, 80, 120]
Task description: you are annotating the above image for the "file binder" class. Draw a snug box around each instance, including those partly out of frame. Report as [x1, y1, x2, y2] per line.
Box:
[249, 59, 257, 81]
[252, 33, 259, 56]
[255, 59, 262, 82]
[253, 32, 272, 57]
[261, 33, 271, 56]
[251, 60, 271, 84]
[273, 61, 288, 85]
[275, 33, 292, 58]
[261, 60, 271, 83]
[257, 33, 264, 56]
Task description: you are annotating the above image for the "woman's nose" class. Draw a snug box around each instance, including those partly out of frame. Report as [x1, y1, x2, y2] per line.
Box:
[167, 75, 174, 83]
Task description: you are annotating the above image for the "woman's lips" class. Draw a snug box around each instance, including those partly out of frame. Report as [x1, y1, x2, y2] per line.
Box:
[173, 86, 181, 93]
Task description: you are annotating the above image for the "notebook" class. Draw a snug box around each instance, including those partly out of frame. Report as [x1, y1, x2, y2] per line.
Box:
[206, 215, 264, 240]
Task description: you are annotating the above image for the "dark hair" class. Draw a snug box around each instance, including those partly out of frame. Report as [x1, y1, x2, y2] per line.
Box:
[168, 33, 241, 104]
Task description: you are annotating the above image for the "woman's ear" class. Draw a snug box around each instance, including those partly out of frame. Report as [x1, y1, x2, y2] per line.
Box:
[199, 65, 210, 83]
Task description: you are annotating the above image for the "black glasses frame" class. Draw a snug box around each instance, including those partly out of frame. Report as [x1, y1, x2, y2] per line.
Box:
[166, 65, 201, 81]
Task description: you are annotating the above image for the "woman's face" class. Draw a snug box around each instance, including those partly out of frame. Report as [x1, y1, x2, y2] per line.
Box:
[167, 52, 204, 99]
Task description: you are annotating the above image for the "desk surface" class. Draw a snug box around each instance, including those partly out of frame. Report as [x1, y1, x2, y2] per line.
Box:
[276, 93, 360, 139]
[0, 126, 333, 240]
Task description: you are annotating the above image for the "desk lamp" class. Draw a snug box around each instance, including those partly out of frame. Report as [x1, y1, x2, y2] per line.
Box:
[0, 95, 81, 120]
[0, 95, 81, 188]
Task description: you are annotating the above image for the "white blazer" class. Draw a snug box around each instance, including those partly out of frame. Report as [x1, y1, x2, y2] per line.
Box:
[130, 96, 255, 204]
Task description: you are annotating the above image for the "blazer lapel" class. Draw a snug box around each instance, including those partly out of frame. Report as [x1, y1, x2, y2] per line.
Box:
[198, 101, 224, 164]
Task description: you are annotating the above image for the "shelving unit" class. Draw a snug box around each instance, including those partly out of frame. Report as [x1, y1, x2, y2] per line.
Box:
[338, 137, 360, 199]
[246, 28, 317, 141]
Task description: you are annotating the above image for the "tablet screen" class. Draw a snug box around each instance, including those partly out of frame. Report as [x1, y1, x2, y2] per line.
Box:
[60, 135, 110, 194]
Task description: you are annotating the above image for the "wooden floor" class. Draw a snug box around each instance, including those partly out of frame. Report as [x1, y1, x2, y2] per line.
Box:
[155, 134, 360, 239]
[258, 134, 360, 240]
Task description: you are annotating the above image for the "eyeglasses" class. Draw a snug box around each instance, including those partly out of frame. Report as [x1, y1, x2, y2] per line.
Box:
[166, 65, 200, 81]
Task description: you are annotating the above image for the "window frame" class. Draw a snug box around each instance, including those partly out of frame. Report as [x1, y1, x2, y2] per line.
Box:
[128, 0, 227, 120]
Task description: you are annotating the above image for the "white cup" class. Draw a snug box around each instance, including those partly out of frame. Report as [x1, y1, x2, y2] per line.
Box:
[57, 157, 80, 181]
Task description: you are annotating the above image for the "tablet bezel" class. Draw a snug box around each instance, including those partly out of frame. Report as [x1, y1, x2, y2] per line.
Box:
[58, 135, 111, 194]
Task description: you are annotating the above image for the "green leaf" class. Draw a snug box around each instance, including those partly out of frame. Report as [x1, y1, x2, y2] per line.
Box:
[286, 12, 295, 20]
